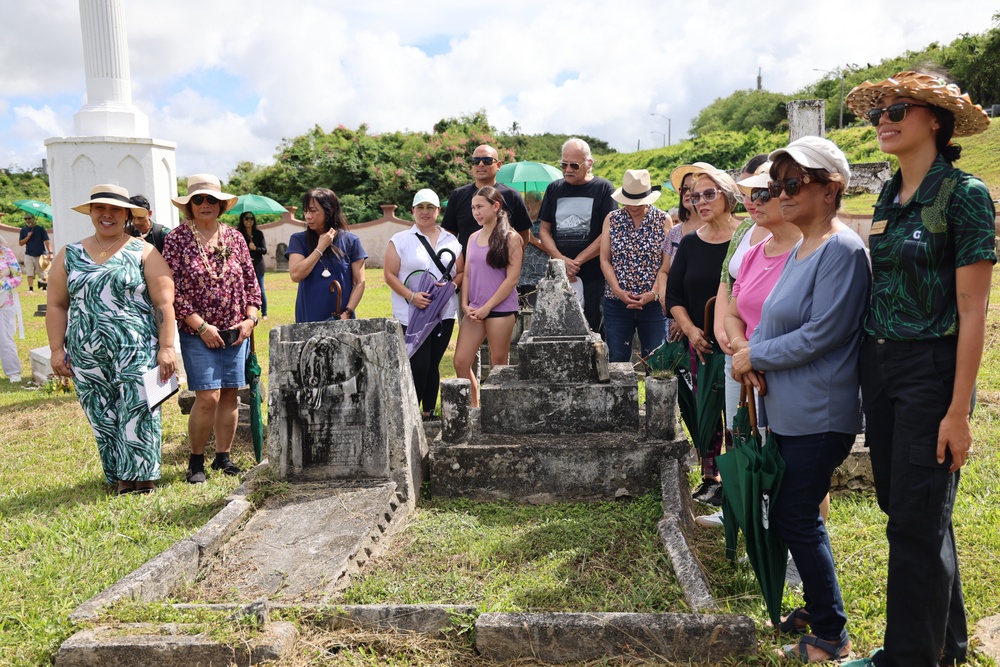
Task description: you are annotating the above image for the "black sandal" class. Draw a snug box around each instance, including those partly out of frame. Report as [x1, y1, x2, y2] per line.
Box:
[781, 633, 851, 663]
[779, 607, 812, 634]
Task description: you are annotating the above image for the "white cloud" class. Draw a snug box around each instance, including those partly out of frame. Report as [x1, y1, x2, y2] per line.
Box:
[0, 0, 996, 176]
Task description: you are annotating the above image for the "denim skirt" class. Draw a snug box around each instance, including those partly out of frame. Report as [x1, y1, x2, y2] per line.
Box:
[179, 332, 248, 390]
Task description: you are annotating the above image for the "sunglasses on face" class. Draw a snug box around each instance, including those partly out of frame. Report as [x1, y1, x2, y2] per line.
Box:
[866, 102, 933, 125]
[560, 161, 584, 171]
[191, 194, 220, 206]
[688, 188, 719, 205]
[470, 156, 498, 166]
[749, 188, 772, 203]
[767, 175, 814, 198]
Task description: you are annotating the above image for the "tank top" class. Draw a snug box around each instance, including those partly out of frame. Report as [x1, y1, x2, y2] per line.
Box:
[466, 230, 518, 312]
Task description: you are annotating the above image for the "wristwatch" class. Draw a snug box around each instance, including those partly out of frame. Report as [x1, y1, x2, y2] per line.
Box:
[246, 315, 259, 326]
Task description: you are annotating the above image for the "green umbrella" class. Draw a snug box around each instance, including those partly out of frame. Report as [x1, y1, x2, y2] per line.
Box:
[225, 194, 288, 216]
[246, 331, 264, 463]
[495, 161, 562, 194]
[716, 387, 788, 627]
[14, 199, 53, 221]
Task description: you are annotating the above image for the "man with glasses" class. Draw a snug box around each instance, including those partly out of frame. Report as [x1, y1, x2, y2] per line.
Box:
[442, 144, 533, 254]
[538, 137, 616, 334]
[17, 214, 53, 292]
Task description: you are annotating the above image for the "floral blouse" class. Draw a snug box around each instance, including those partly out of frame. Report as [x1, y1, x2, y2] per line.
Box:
[1, 247, 22, 309]
[605, 206, 667, 299]
[162, 223, 261, 335]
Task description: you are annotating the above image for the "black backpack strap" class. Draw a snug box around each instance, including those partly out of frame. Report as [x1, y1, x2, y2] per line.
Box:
[416, 234, 456, 279]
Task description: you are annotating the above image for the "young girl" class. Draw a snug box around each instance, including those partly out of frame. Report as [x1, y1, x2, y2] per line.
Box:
[453, 186, 523, 407]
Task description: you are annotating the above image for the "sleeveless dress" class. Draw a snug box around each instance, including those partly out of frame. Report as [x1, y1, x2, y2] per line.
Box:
[466, 230, 518, 313]
[65, 238, 161, 485]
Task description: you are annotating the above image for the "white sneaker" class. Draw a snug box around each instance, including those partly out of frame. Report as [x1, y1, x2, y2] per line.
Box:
[695, 511, 724, 528]
[9, 375, 21, 383]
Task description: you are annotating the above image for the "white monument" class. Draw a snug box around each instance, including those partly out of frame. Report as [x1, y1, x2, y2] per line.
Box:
[45, 0, 178, 251]
[786, 99, 826, 142]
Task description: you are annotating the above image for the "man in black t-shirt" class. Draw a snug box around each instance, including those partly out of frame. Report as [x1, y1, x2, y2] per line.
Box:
[441, 144, 535, 255]
[538, 137, 617, 334]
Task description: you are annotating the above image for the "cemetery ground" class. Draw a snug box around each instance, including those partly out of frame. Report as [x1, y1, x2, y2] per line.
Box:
[0, 268, 998, 666]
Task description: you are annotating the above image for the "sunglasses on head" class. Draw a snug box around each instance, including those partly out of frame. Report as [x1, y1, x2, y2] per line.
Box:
[560, 161, 584, 171]
[688, 188, 719, 205]
[191, 194, 220, 206]
[767, 175, 814, 198]
[749, 188, 772, 203]
[866, 102, 933, 125]
[470, 156, 497, 166]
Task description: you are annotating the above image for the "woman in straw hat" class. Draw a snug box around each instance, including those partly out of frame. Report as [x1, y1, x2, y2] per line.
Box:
[840, 73, 995, 667]
[661, 164, 706, 340]
[46, 184, 176, 495]
[599, 169, 671, 362]
[162, 174, 261, 484]
[665, 163, 742, 507]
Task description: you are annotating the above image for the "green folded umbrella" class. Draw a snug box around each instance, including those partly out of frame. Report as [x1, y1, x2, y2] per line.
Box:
[246, 331, 264, 463]
[716, 390, 787, 627]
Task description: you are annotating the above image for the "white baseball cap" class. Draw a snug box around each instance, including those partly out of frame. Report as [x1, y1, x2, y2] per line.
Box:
[768, 136, 851, 184]
[412, 189, 440, 207]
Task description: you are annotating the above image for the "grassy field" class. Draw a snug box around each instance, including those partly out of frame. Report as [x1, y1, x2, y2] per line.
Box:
[1, 269, 999, 666]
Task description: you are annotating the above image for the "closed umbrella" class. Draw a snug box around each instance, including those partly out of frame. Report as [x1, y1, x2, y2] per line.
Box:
[245, 331, 264, 463]
[403, 248, 458, 357]
[716, 384, 787, 627]
[14, 199, 53, 221]
[225, 194, 288, 216]
[678, 298, 727, 458]
[495, 161, 562, 194]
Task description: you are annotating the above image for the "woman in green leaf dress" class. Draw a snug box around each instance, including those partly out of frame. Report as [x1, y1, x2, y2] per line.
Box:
[46, 184, 176, 495]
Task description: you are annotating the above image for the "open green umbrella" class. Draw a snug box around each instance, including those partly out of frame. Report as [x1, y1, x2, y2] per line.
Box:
[14, 199, 53, 221]
[225, 194, 288, 216]
[246, 331, 264, 463]
[495, 161, 562, 194]
[716, 387, 787, 627]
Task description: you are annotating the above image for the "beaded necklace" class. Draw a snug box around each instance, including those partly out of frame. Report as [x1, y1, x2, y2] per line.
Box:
[189, 221, 230, 280]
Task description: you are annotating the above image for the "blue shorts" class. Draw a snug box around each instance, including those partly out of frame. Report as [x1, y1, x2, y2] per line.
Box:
[179, 332, 248, 391]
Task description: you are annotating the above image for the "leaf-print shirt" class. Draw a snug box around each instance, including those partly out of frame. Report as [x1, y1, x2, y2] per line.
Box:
[604, 206, 667, 299]
[163, 223, 262, 335]
[1, 247, 22, 308]
[865, 155, 997, 340]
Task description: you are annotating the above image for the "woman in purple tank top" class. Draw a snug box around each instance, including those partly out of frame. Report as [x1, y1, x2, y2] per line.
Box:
[453, 186, 524, 407]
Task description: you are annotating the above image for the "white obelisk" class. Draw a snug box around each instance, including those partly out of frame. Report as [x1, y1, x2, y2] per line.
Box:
[45, 0, 178, 250]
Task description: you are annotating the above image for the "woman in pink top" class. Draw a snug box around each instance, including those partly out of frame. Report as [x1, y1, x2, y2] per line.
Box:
[453, 186, 523, 407]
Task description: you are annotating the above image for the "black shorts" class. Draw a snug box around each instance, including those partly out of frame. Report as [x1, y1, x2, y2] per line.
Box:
[486, 310, 516, 319]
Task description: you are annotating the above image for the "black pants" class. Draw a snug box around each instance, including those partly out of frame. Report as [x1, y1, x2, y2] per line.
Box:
[860, 336, 967, 667]
[580, 273, 605, 338]
[403, 319, 454, 415]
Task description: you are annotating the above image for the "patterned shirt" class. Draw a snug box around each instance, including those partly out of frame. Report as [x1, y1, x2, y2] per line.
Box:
[1, 247, 22, 308]
[605, 206, 667, 299]
[163, 223, 262, 335]
[720, 218, 755, 290]
[865, 155, 997, 340]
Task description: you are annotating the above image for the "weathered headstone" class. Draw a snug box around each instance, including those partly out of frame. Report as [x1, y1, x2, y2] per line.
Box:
[268, 319, 425, 509]
[787, 99, 825, 141]
[274, 242, 288, 271]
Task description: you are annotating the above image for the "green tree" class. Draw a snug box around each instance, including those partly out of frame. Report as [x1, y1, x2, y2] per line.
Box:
[689, 90, 792, 137]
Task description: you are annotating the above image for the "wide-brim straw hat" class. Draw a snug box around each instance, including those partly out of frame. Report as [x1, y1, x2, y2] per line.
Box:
[171, 174, 238, 213]
[845, 71, 990, 137]
[736, 162, 773, 196]
[71, 184, 148, 217]
[668, 162, 716, 194]
[612, 169, 661, 206]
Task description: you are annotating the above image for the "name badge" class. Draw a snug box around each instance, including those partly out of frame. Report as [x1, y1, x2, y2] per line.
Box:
[869, 219, 888, 235]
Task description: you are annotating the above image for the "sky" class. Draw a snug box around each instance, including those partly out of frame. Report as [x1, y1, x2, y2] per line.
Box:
[1, 0, 997, 179]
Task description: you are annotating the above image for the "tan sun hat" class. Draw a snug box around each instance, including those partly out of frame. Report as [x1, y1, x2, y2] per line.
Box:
[736, 161, 773, 196]
[71, 184, 148, 217]
[171, 174, 238, 213]
[612, 169, 661, 206]
[845, 71, 990, 137]
[668, 162, 716, 194]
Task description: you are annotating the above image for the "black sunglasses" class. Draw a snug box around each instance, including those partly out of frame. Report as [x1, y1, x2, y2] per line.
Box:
[866, 102, 933, 125]
[767, 175, 813, 198]
[191, 194, 220, 206]
[749, 188, 772, 203]
[560, 161, 583, 170]
[470, 156, 498, 166]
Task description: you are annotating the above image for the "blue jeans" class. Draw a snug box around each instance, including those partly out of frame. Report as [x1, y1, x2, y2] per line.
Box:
[771, 430, 854, 642]
[256, 271, 268, 317]
[602, 297, 666, 363]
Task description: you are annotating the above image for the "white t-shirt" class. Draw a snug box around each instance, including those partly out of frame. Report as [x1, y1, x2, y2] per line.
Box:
[388, 225, 462, 325]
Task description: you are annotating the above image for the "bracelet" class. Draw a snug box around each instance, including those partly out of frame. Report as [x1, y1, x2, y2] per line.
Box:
[196, 321, 208, 335]
[406, 291, 415, 304]
[731, 336, 746, 347]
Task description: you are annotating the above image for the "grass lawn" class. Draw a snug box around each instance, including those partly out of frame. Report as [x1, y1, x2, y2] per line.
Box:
[1, 268, 999, 666]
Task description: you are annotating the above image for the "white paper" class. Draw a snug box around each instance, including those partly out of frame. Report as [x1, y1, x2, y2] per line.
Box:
[142, 365, 179, 411]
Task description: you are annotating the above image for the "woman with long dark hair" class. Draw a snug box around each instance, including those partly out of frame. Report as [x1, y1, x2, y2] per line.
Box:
[453, 185, 523, 407]
[286, 188, 367, 323]
[237, 212, 268, 320]
[840, 72, 995, 667]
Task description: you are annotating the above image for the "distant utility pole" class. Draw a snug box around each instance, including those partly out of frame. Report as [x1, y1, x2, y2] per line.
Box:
[651, 131, 666, 148]
[757, 68, 762, 91]
[649, 113, 671, 145]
